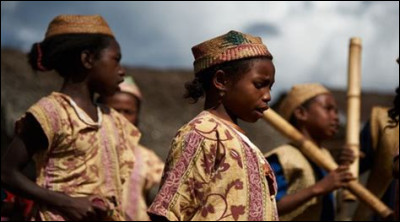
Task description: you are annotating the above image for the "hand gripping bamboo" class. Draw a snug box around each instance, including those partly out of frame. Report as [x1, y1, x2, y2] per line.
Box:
[262, 109, 393, 219]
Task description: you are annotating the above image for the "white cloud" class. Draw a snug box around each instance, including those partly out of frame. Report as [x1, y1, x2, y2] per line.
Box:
[15, 27, 42, 49]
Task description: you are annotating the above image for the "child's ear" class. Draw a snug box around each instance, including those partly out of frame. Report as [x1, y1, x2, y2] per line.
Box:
[81, 50, 95, 69]
[213, 70, 229, 92]
[293, 106, 308, 122]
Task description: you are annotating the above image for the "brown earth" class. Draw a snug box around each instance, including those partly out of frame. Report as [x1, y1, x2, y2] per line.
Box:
[1, 48, 395, 162]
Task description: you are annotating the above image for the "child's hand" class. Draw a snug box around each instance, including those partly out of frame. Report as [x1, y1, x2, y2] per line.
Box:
[338, 145, 356, 165]
[57, 196, 108, 221]
[89, 196, 110, 220]
[313, 165, 354, 196]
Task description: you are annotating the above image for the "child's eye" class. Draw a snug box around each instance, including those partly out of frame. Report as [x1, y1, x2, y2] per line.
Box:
[254, 80, 273, 90]
[254, 83, 263, 89]
[114, 54, 122, 62]
[325, 106, 338, 113]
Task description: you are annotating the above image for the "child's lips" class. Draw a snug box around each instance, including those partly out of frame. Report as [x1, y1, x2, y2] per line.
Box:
[116, 79, 124, 90]
[329, 124, 339, 133]
[255, 106, 269, 117]
[256, 106, 270, 113]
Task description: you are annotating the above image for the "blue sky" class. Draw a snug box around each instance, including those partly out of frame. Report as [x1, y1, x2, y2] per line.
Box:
[2, 1, 399, 96]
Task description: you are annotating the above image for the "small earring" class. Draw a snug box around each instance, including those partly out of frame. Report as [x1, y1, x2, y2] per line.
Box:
[219, 91, 225, 97]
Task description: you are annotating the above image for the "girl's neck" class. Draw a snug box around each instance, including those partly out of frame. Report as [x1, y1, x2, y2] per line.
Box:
[60, 79, 93, 105]
[207, 110, 246, 134]
[207, 107, 236, 122]
[204, 98, 238, 125]
[60, 80, 99, 122]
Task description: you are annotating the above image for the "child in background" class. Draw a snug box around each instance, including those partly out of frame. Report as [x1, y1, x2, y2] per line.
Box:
[389, 62, 399, 220]
[354, 59, 399, 220]
[99, 76, 164, 221]
[394, 147, 399, 221]
[265, 83, 355, 221]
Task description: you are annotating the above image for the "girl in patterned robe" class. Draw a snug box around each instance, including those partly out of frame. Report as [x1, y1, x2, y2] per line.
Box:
[148, 30, 278, 221]
[1, 14, 139, 221]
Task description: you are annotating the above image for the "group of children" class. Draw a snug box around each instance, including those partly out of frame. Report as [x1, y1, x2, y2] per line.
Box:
[1, 14, 398, 221]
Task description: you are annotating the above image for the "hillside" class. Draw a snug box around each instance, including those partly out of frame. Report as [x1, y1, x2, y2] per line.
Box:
[1, 48, 395, 161]
[1, 48, 286, 160]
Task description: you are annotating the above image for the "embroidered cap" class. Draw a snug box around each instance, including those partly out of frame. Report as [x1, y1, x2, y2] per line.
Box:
[45, 14, 114, 39]
[191, 30, 271, 74]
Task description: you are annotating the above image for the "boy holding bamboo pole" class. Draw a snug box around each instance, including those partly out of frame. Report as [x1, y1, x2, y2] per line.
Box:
[265, 83, 355, 221]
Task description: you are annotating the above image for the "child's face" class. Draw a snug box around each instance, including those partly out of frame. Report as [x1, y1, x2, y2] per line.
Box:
[224, 59, 275, 123]
[90, 39, 125, 96]
[303, 93, 339, 140]
[103, 92, 139, 126]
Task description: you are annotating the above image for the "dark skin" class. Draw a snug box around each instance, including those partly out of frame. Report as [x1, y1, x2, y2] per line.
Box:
[1, 39, 125, 221]
[148, 58, 275, 222]
[205, 58, 275, 125]
[62, 39, 125, 120]
[276, 93, 355, 215]
[103, 91, 161, 206]
[394, 155, 399, 179]
[102, 92, 139, 126]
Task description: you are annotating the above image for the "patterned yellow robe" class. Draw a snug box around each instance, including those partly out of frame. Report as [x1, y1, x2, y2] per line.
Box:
[396, 148, 399, 220]
[122, 145, 164, 221]
[265, 144, 336, 221]
[148, 111, 278, 221]
[17, 92, 140, 221]
[354, 106, 399, 220]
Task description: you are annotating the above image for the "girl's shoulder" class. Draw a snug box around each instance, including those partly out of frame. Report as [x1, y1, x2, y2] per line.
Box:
[31, 92, 66, 109]
[26, 92, 69, 122]
[175, 111, 239, 142]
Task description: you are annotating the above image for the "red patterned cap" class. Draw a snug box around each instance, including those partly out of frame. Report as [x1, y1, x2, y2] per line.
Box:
[191, 30, 271, 74]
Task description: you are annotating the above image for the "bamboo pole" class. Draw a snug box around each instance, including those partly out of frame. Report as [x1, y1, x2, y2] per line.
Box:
[262, 109, 393, 219]
[342, 37, 362, 201]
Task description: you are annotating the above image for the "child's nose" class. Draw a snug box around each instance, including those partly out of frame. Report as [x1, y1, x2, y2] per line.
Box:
[331, 111, 339, 122]
[262, 91, 271, 102]
[119, 66, 126, 77]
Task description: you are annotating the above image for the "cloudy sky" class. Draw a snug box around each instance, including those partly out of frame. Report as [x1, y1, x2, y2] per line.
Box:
[2, 1, 399, 97]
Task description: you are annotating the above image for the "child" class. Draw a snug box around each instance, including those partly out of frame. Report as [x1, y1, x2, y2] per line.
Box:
[99, 76, 165, 221]
[353, 60, 399, 220]
[0, 15, 140, 221]
[148, 30, 278, 221]
[389, 66, 399, 220]
[395, 147, 399, 221]
[265, 83, 355, 221]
